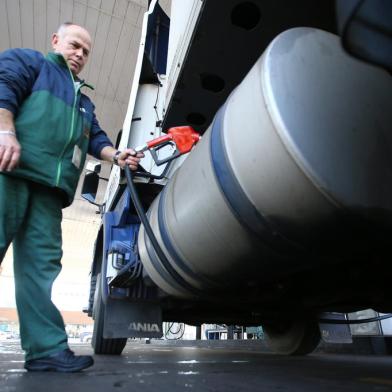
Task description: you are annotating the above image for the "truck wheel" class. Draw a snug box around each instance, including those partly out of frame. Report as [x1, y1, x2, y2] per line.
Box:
[92, 273, 127, 355]
[263, 319, 321, 355]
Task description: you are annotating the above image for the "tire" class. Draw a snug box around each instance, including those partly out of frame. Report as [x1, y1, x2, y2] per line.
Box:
[92, 273, 127, 355]
[263, 319, 321, 355]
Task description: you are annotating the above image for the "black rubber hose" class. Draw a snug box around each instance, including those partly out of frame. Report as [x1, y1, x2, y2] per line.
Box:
[319, 313, 392, 324]
[124, 166, 201, 296]
[135, 160, 172, 180]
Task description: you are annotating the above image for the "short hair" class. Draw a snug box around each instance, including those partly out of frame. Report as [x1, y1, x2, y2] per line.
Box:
[56, 22, 79, 37]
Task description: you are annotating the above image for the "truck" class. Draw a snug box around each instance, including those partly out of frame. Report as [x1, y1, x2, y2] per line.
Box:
[81, 0, 392, 355]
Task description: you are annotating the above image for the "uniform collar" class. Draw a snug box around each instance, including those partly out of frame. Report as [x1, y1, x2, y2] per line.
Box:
[46, 52, 94, 90]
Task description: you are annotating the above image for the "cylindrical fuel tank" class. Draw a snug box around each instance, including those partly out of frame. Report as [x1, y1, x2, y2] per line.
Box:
[138, 28, 392, 298]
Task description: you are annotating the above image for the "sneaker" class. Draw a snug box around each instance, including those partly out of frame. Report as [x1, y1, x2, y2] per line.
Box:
[24, 349, 94, 372]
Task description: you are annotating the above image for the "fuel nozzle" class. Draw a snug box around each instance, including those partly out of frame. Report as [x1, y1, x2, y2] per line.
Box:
[134, 126, 201, 166]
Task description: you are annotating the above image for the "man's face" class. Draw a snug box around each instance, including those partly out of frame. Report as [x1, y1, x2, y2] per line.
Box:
[51, 25, 91, 76]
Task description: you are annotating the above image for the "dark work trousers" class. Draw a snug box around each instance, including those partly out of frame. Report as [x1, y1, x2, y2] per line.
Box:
[0, 174, 69, 360]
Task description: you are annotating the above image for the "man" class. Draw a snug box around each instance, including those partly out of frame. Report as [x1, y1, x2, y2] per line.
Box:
[0, 23, 143, 372]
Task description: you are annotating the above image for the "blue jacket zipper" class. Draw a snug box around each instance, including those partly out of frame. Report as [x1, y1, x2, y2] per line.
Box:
[55, 68, 84, 187]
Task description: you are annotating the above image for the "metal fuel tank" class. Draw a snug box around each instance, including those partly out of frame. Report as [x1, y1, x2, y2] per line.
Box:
[138, 28, 392, 298]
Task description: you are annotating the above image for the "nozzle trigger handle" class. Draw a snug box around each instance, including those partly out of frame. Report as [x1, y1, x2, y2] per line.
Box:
[150, 141, 181, 166]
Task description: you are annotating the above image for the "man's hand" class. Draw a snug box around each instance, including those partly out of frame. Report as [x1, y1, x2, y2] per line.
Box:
[116, 148, 144, 171]
[0, 133, 21, 172]
[100, 146, 144, 170]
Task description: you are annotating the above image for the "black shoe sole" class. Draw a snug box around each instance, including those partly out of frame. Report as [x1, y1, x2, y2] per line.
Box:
[25, 359, 94, 373]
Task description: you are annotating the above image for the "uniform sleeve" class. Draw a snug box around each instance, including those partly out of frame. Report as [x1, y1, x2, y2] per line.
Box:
[88, 111, 113, 159]
[0, 48, 43, 115]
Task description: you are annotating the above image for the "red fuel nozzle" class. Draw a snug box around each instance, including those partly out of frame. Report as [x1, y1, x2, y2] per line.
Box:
[135, 126, 201, 166]
[146, 126, 201, 153]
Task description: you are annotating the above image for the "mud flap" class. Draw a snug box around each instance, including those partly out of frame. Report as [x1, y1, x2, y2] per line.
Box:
[103, 298, 163, 339]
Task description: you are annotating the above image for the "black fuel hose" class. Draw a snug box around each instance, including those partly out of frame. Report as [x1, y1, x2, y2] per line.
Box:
[124, 166, 201, 297]
[319, 313, 392, 324]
